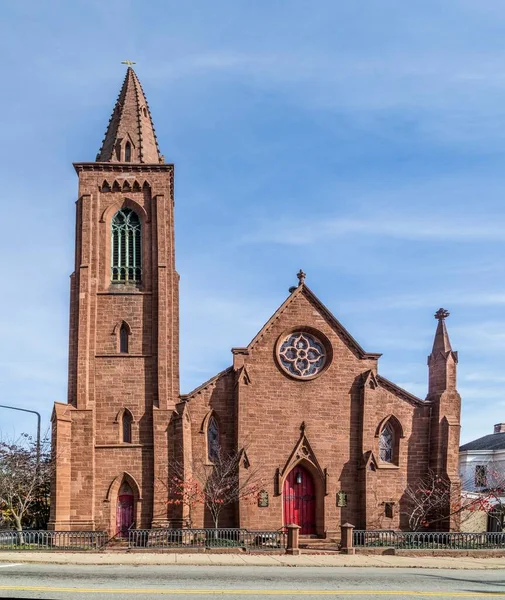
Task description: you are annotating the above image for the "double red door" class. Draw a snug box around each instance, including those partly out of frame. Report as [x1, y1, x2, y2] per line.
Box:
[283, 465, 316, 534]
[116, 494, 134, 537]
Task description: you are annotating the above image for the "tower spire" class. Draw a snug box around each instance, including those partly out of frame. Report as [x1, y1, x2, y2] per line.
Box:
[96, 67, 163, 164]
[431, 308, 453, 356]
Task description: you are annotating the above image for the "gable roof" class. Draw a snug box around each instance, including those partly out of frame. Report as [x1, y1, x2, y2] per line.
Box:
[247, 283, 381, 360]
[376, 375, 425, 406]
[460, 433, 505, 452]
[181, 366, 234, 401]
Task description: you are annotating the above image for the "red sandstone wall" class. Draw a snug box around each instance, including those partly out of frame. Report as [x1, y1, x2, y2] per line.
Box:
[187, 288, 434, 536]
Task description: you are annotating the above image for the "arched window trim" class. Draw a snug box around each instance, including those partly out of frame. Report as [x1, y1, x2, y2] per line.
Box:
[379, 422, 394, 463]
[114, 408, 136, 444]
[376, 416, 403, 467]
[105, 471, 142, 502]
[112, 320, 132, 354]
[111, 208, 142, 283]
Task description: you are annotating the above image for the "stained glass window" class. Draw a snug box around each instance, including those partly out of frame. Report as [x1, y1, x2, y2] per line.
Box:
[111, 208, 142, 283]
[208, 417, 219, 462]
[278, 332, 326, 378]
[379, 422, 394, 463]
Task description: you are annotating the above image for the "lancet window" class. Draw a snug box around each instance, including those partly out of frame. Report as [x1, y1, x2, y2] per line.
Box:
[111, 208, 142, 283]
[379, 422, 394, 463]
[207, 416, 219, 463]
[125, 142, 132, 162]
[119, 323, 129, 353]
[122, 410, 133, 444]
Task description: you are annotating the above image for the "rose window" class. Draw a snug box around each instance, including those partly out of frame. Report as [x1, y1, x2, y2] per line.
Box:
[278, 332, 327, 378]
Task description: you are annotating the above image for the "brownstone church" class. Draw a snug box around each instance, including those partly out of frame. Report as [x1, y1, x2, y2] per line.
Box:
[49, 68, 462, 538]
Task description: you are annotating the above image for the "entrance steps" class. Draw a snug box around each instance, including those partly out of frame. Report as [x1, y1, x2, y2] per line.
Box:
[298, 535, 340, 553]
[104, 537, 130, 552]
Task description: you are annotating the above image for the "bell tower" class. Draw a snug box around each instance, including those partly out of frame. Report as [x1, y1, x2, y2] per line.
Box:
[49, 67, 179, 532]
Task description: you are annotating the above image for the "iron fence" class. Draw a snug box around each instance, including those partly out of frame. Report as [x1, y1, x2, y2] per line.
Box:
[129, 527, 287, 551]
[354, 529, 505, 550]
[0, 530, 107, 551]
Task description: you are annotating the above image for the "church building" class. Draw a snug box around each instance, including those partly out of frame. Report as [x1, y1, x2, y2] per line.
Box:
[49, 68, 462, 538]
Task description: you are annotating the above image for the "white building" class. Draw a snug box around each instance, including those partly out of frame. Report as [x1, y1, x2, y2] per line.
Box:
[459, 423, 505, 531]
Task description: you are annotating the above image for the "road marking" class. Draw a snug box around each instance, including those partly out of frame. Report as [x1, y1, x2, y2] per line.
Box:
[0, 564, 21, 568]
[0, 588, 504, 596]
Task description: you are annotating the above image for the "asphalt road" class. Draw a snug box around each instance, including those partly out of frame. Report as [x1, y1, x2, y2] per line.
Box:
[0, 564, 504, 599]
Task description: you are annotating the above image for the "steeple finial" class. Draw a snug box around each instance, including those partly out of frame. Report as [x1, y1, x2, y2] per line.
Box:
[428, 307, 458, 396]
[435, 308, 450, 321]
[431, 308, 453, 355]
[121, 60, 136, 67]
[297, 269, 306, 286]
[96, 67, 162, 164]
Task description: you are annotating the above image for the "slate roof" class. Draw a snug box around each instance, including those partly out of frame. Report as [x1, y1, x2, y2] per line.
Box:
[460, 433, 505, 451]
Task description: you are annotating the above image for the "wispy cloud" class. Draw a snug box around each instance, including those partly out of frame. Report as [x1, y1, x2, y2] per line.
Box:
[242, 213, 505, 246]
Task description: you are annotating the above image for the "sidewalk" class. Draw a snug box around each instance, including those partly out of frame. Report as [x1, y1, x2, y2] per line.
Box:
[2, 551, 505, 568]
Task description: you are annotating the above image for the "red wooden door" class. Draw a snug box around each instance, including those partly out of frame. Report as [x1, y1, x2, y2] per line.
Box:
[116, 494, 134, 537]
[283, 465, 316, 534]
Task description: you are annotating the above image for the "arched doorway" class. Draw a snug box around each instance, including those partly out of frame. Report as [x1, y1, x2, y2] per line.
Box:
[116, 481, 134, 537]
[283, 465, 316, 534]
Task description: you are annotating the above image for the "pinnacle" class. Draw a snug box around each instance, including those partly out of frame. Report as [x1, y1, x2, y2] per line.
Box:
[431, 308, 453, 356]
[96, 67, 162, 164]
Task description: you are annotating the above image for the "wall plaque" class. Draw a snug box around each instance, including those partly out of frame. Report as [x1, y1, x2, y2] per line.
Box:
[258, 490, 269, 508]
[336, 491, 348, 507]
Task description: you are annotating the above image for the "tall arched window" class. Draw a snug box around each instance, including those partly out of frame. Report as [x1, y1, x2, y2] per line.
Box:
[124, 142, 132, 162]
[207, 416, 219, 463]
[119, 323, 129, 353]
[122, 410, 133, 444]
[111, 208, 142, 283]
[379, 422, 394, 463]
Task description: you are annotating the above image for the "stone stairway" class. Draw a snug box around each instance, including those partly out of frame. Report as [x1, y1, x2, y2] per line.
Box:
[298, 536, 340, 553]
[103, 537, 130, 552]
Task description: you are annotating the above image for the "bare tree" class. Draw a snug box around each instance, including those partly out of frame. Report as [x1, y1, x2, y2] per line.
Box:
[157, 466, 204, 528]
[0, 434, 52, 533]
[402, 466, 505, 531]
[158, 446, 262, 529]
[196, 446, 262, 529]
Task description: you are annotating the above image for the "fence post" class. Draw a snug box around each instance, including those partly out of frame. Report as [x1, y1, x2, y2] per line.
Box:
[340, 522, 355, 555]
[286, 524, 301, 555]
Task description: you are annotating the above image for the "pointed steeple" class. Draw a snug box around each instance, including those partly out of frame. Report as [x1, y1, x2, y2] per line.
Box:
[96, 67, 163, 164]
[428, 308, 458, 395]
[431, 308, 453, 356]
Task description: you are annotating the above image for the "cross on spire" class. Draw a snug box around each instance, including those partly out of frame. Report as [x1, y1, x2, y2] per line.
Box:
[297, 269, 306, 286]
[435, 308, 450, 321]
[121, 60, 136, 67]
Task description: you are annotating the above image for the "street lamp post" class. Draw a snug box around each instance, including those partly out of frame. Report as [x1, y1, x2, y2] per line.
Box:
[0, 405, 41, 466]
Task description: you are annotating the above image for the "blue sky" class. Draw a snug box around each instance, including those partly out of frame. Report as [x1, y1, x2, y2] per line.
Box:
[1, 1, 505, 443]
